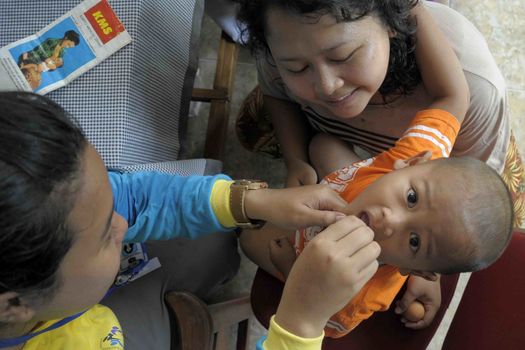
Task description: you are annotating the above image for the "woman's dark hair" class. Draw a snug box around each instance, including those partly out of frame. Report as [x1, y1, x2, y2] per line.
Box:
[235, 0, 421, 97]
[0, 92, 86, 300]
[63, 30, 80, 46]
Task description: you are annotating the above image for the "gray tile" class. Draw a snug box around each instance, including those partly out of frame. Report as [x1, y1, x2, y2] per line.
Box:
[451, 0, 525, 90]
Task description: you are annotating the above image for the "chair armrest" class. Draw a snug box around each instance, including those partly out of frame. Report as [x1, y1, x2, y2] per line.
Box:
[165, 291, 252, 350]
[208, 293, 251, 333]
[165, 291, 214, 350]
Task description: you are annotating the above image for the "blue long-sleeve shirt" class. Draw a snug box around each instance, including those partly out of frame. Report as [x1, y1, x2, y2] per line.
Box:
[108, 171, 232, 242]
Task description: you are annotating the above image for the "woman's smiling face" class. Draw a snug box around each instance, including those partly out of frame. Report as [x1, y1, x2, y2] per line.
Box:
[265, 8, 392, 120]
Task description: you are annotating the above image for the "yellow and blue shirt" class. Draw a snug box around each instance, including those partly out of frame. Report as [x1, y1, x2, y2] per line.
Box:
[8, 172, 321, 350]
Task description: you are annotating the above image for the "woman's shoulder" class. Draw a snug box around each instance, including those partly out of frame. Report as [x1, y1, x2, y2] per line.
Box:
[465, 70, 507, 115]
[464, 65, 506, 104]
[424, 2, 506, 92]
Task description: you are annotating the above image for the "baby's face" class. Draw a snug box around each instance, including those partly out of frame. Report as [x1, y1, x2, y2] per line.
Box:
[346, 162, 469, 274]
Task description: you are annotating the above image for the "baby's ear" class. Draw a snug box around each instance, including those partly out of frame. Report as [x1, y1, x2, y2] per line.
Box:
[393, 151, 432, 170]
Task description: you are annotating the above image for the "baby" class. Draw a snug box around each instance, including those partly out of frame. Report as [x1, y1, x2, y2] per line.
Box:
[241, 109, 514, 337]
[20, 57, 64, 90]
[21, 67, 42, 90]
[21, 56, 64, 72]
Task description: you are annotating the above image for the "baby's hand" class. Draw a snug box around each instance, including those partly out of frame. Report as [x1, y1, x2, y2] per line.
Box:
[286, 158, 317, 187]
[394, 274, 441, 329]
[45, 58, 57, 70]
[269, 237, 297, 279]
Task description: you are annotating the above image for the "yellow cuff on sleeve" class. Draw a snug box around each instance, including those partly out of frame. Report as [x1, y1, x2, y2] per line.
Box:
[210, 180, 236, 228]
[263, 316, 324, 350]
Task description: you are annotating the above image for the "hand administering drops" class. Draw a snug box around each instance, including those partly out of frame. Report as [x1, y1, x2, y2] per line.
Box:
[275, 216, 380, 338]
[244, 184, 348, 230]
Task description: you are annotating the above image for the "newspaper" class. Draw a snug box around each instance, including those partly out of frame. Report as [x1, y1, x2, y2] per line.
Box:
[0, 0, 131, 95]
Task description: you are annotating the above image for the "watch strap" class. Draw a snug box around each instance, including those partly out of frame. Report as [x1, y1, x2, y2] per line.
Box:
[229, 180, 268, 229]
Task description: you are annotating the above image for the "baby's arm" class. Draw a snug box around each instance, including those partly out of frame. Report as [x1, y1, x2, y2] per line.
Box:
[412, 3, 470, 122]
[395, 275, 441, 329]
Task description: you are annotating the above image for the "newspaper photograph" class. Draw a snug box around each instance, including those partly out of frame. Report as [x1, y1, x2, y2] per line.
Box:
[0, 0, 131, 94]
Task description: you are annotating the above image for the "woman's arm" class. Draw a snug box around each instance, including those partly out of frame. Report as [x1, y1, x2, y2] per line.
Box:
[258, 216, 380, 349]
[110, 171, 348, 242]
[412, 3, 470, 122]
[265, 95, 318, 187]
[50, 42, 64, 61]
[110, 172, 231, 241]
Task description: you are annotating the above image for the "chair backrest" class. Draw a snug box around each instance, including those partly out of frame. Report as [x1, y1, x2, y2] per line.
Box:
[442, 230, 525, 349]
[251, 268, 460, 350]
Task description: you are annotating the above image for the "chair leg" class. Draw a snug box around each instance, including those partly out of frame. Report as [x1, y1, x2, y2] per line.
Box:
[204, 31, 239, 161]
[236, 319, 249, 350]
[165, 291, 213, 350]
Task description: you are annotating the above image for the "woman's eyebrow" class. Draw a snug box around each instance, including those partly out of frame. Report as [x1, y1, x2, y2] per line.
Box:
[275, 42, 349, 62]
[322, 42, 349, 53]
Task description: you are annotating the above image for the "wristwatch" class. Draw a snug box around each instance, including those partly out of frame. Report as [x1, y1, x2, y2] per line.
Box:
[230, 179, 268, 229]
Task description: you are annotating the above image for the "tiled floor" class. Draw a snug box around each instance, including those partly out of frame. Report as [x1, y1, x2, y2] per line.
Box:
[189, 1, 525, 348]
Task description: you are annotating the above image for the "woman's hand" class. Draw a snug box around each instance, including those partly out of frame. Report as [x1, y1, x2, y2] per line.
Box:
[285, 158, 318, 187]
[45, 58, 57, 70]
[244, 184, 347, 229]
[275, 216, 380, 338]
[395, 274, 442, 329]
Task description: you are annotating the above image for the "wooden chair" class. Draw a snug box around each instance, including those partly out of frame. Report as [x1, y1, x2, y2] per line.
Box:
[442, 229, 525, 349]
[192, 31, 239, 162]
[165, 292, 251, 350]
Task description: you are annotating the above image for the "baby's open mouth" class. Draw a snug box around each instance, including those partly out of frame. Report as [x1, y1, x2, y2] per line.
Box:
[358, 212, 370, 227]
